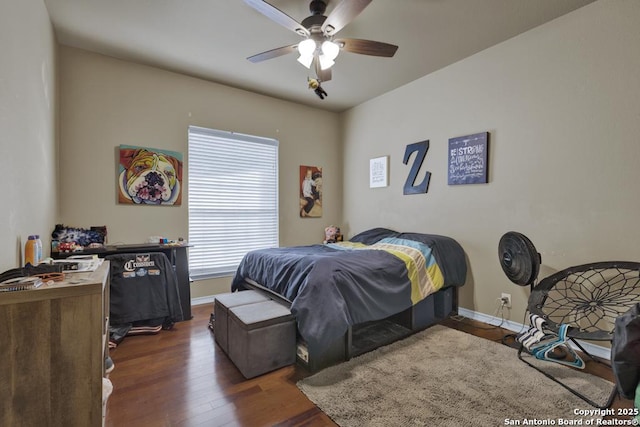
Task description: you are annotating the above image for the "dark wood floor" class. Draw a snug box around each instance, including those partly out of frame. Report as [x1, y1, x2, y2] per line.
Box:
[105, 304, 633, 427]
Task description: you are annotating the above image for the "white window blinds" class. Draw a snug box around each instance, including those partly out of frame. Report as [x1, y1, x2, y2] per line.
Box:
[188, 126, 279, 280]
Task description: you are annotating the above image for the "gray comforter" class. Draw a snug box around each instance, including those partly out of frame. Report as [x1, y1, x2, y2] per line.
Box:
[231, 228, 467, 356]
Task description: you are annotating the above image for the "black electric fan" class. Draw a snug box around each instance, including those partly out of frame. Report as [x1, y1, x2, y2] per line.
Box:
[498, 231, 541, 291]
[497, 231, 542, 348]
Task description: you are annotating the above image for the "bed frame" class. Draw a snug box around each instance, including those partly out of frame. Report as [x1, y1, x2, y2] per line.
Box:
[238, 280, 458, 372]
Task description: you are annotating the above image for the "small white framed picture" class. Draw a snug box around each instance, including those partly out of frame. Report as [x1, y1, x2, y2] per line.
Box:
[369, 156, 389, 188]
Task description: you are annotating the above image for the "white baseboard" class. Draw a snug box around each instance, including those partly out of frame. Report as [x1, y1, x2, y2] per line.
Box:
[191, 296, 216, 306]
[457, 307, 611, 361]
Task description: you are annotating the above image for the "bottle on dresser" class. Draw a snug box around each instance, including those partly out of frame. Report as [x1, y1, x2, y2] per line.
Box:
[25, 235, 43, 266]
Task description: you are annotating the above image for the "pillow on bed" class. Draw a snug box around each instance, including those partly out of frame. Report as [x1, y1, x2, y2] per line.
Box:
[349, 227, 400, 245]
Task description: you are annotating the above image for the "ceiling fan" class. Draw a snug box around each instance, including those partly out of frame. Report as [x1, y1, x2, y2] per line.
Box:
[244, 0, 398, 84]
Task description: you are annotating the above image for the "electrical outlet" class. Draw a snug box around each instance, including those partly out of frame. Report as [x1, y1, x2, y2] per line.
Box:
[501, 293, 512, 308]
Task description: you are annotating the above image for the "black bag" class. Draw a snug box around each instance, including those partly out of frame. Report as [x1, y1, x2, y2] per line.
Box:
[0, 264, 63, 283]
[612, 303, 640, 399]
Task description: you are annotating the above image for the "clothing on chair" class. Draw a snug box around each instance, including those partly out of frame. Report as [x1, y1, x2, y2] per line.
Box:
[612, 303, 640, 400]
[107, 252, 184, 326]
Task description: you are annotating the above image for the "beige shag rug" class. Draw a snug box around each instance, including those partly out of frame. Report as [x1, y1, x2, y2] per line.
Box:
[298, 325, 614, 427]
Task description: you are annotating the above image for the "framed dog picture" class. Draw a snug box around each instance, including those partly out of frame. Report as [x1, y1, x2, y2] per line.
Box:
[118, 145, 183, 206]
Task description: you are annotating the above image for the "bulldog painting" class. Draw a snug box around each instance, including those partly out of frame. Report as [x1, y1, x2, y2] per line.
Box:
[118, 145, 183, 205]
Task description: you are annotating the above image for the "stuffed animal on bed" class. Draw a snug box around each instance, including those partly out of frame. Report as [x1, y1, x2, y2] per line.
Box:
[323, 226, 342, 244]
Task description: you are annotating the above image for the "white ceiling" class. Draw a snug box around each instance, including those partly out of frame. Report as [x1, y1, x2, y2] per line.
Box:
[43, 0, 596, 112]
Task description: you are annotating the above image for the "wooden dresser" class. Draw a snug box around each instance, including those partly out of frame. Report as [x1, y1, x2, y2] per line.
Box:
[0, 261, 110, 427]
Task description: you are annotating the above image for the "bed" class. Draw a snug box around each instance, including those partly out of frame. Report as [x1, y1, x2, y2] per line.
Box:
[231, 228, 467, 371]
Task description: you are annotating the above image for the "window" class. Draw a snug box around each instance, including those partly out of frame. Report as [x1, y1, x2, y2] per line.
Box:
[188, 126, 279, 280]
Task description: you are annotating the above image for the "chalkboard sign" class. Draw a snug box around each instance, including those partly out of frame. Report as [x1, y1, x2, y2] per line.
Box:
[448, 132, 489, 185]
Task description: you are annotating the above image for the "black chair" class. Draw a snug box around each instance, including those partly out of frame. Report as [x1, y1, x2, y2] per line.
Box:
[521, 261, 640, 408]
[498, 232, 640, 408]
[106, 252, 184, 326]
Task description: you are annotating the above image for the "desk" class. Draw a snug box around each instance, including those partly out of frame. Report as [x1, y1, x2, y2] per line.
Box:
[53, 243, 192, 320]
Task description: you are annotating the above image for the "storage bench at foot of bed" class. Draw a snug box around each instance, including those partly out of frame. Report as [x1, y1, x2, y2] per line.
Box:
[296, 286, 456, 373]
[213, 290, 270, 354]
[228, 300, 296, 379]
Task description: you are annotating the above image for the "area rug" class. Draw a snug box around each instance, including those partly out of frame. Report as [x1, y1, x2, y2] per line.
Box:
[298, 325, 614, 427]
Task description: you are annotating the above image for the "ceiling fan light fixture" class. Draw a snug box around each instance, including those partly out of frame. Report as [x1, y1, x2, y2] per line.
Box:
[245, 0, 398, 84]
[321, 40, 340, 60]
[297, 54, 314, 69]
[297, 38, 316, 56]
[319, 55, 335, 70]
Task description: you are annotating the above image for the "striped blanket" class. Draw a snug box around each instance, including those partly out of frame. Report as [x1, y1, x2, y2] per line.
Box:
[329, 238, 445, 304]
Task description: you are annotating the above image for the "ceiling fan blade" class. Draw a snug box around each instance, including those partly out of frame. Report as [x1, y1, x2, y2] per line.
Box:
[247, 44, 297, 63]
[322, 0, 372, 35]
[313, 57, 332, 82]
[244, 0, 310, 37]
[335, 38, 398, 57]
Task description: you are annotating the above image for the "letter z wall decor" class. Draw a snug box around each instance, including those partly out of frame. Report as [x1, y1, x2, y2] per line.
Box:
[402, 140, 431, 195]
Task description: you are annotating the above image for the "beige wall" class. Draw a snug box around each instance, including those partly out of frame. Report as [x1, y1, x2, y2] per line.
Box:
[0, 0, 57, 271]
[6, 0, 637, 320]
[341, 0, 640, 319]
[57, 47, 342, 297]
